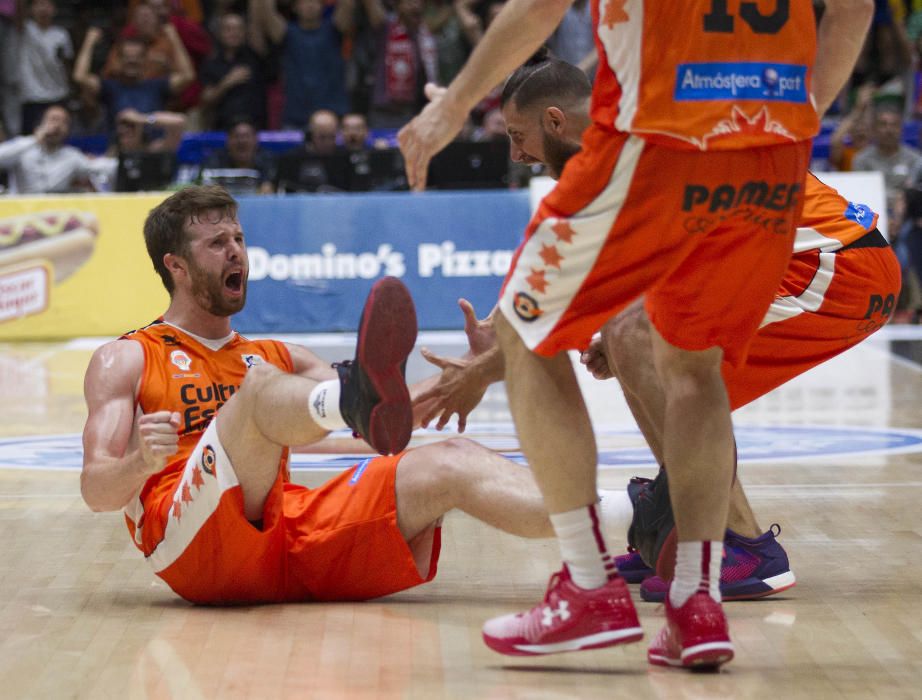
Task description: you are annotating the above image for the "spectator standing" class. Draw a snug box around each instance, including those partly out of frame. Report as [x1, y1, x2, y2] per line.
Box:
[365, 0, 439, 129]
[17, 0, 73, 135]
[144, 0, 213, 110]
[424, 0, 481, 86]
[0, 105, 107, 193]
[74, 26, 195, 130]
[146, 0, 211, 64]
[254, 0, 351, 129]
[200, 13, 267, 129]
[103, 4, 177, 79]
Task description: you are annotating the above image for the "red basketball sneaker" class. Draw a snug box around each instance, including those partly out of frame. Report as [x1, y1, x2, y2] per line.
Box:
[482, 566, 643, 656]
[648, 590, 734, 669]
[335, 277, 417, 455]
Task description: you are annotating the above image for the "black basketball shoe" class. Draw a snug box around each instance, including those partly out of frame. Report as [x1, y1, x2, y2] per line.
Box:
[334, 277, 418, 455]
[626, 469, 678, 580]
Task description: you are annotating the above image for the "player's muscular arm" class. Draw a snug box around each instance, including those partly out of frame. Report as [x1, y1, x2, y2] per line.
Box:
[413, 300, 504, 431]
[399, 0, 571, 189]
[81, 340, 179, 512]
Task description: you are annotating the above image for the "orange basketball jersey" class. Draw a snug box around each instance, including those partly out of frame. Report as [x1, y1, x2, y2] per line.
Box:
[796, 173, 880, 252]
[592, 0, 819, 150]
[119, 320, 293, 552]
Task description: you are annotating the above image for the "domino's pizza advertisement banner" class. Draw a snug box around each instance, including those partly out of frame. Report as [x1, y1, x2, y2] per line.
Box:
[0, 190, 529, 338]
[234, 191, 530, 333]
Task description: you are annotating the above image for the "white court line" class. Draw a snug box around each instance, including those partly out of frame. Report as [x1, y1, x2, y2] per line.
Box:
[64, 331, 473, 351]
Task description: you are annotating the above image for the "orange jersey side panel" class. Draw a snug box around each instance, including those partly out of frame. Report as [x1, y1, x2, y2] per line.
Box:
[121, 321, 293, 551]
[796, 173, 880, 252]
[592, 0, 819, 150]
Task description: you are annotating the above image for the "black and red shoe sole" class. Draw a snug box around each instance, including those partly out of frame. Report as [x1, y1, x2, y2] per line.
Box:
[356, 277, 418, 455]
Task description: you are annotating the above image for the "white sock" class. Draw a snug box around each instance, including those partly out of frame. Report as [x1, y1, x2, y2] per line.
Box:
[669, 540, 722, 608]
[597, 489, 634, 543]
[550, 503, 615, 590]
[307, 379, 346, 431]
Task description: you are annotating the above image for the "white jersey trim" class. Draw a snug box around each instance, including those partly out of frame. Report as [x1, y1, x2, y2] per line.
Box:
[760, 251, 836, 328]
[793, 226, 846, 254]
[145, 418, 240, 573]
[597, 0, 643, 133]
[499, 135, 645, 349]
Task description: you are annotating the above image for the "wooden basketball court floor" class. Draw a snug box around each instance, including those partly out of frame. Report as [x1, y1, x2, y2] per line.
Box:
[2, 327, 922, 699]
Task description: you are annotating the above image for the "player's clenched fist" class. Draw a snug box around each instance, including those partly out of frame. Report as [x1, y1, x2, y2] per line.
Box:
[138, 411, 181, 474]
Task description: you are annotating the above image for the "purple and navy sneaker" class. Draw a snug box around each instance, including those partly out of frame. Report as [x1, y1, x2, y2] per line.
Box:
[614, 548, 655, 584]
[639, 524, 796, 602]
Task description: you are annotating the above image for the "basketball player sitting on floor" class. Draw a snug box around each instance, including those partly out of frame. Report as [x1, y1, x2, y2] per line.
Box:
[80, 185, 638, 605]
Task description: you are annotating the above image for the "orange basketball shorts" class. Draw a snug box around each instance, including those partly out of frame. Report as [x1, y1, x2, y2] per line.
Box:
[142, 420, 440, 604]
[724, 230, 901, 409]
[499, 126, 811, 367]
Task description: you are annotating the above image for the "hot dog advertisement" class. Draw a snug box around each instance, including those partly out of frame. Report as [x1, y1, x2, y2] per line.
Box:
[0, 211, 99, 284]
[0, 194, 169, 338]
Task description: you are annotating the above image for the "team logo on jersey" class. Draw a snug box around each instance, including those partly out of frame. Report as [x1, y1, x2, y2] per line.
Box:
[512, 291, 543, 322]
[844, 201, 875, 231]
[200, 445, 217, 475]
[242, 353, 265, 368]
[170, 350, 192, 371]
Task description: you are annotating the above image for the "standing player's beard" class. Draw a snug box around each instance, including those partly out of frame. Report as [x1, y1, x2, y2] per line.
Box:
[542, 129, 582, 180]
[187, 258, 247, 317]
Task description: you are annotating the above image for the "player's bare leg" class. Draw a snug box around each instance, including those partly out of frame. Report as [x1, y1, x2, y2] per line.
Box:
[648, 328, 733, 546]
[481, 314, 642, 657]
[602, 306, 760, 538]
[394, 438, 554, 540]
[215, 363, 329, 519]
[603, 301, 666, 465]
[495, 316, 598, 516]
[645, 326, 734, 668]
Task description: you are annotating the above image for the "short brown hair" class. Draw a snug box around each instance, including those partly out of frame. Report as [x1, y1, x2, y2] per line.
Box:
[501, 54, 592, 113]
[143, 185, 238, 294]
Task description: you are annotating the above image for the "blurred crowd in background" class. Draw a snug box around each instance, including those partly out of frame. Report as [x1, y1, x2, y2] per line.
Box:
[2, 0, 922, 319]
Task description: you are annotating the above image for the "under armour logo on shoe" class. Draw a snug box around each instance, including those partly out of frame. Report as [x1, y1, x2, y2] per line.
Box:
[541, 601, 571, 627]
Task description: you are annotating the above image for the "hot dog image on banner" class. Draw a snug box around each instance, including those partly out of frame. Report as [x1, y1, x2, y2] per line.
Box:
[0, 211, 99, 324]
[0, 194, 170, 340]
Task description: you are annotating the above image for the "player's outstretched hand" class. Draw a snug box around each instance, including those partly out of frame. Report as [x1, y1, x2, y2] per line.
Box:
[458, 298, 496, 355]
[415, 349, 489, 433]
[138, 411, 181, 474]
[398, 82, 468, 191]
[413, 299, 498, 432]
[580, 336, 615, 380]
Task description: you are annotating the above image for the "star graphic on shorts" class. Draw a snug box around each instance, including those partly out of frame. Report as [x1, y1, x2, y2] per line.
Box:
[526, 268, 549, 294]
[552, 220, 576, 244]
[191, 465, 204, 490]
[172, 499, 183, 521]
[539, 243, 564, 269]
[181, 482, 193, 504]
[602, 0, 629, 28]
